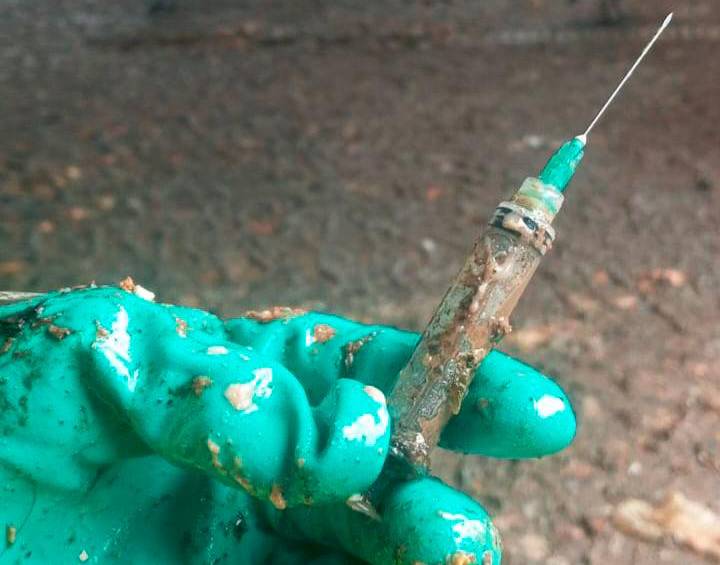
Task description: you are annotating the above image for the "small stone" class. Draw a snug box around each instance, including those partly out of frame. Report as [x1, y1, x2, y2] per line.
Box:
[627, 461, 643, 476]
[698, 386, 720, 413]
[509, 326, 549, 350]
[346, 494, 381, 521]
[95, 322, 109, 340]
[583, 515, 609, 536]
[191, 376, 212, 397]
[175, 317, 188, 338]
[492, 512, 523, 531]
[592, 269, 609, 286]
[612, 294, 638, 310]
[614, 492, 720, 560]
[642, 406, 680, 436]
[601, 439, 631, 471]
[6, 525, 16, 546]
[243, 306, 306, 323]
[523, 134, 545, 148]
[687, 362, 711, 379]
[581, 395, 603, 421]
[0, 338, 14, 354]
[522, 501, 540, 520]
[79, 549, 89, 562]
[425, 185, 443, 201]
[37, 220, 55, 234]
[420, 237, 437, 253]
[567, 292, 599, 313]
[233, 473, 253, 493]
[247, 220, 276, 236]
[343, 333, 376, 369]
[447, 551, 478, 565]
[66, 165, 82, 180]
[118, 276, 136, 292]
[206, 438, 223, 472]
[657, 268, 687, 287]
[555, 521, 585, 542]
[97, 194, 116, 211]
[47, 324, 72, 340]
[67, 206, 90, 221]
[224, 383, 254, 411]
[519, 533, 549, 561]
[312, 324, 336, 343]
[269, 485, 287, 510]
[613, 499, 663, 541]
[637, 268, 687, 294]
[562, 459, 595, 480]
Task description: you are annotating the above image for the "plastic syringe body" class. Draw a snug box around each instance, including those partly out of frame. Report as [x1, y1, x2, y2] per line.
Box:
[387, 137, 585, 472]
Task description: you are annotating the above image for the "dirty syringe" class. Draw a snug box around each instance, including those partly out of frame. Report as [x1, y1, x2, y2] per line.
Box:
[387, 13, 674, 471]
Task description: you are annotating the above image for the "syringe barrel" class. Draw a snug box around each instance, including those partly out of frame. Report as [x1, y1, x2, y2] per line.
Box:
[387, 178, 563, 471]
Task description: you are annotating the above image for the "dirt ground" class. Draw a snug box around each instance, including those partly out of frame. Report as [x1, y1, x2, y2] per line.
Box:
[2, 1, 719, 563]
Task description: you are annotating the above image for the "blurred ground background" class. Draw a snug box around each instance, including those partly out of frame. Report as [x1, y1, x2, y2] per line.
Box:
[1, 1, 719, 563]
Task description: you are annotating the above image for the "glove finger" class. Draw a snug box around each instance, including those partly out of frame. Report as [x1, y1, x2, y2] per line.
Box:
[267, 475, 502, 565]
[294, 378, 391, 505]
[440, 351, 576, 458]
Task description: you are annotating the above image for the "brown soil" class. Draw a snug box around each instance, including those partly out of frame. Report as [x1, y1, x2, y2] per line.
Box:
[2, 1, 719, 563]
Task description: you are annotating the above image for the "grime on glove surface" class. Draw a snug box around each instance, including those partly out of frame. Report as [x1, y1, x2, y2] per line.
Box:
[0, 283, 575, 564]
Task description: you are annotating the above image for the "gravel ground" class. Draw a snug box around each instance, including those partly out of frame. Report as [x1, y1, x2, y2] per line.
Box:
[2, 1, 719, 563]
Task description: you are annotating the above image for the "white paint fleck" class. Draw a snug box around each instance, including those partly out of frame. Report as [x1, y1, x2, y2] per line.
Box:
[79, 549, 89, 562]
[238, 353, 250, 361]
[253, 368, 273, 398]
[438, 511, 487, 543]
[94, 307, 139, 392]
[534, 394, 566, 419]
[305, 328, 315, 346]
[224, 368, 273, 414]
[207, 345, 229, 355]
[342, 386, 389, 446]
[133, 285, 155, 301]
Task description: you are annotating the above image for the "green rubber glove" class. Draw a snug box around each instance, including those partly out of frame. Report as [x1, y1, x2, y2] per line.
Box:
[0, 284, 576, 564]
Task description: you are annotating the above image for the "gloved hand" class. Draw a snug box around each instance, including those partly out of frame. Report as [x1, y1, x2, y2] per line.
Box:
[0, 283, 576, 564]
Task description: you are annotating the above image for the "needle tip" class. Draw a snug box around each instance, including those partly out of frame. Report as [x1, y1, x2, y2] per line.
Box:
[578, 11, 673, 139]
[575, 133, 588, 146]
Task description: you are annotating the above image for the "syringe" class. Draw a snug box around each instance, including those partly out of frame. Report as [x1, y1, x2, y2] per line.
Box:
[387, 13, 674, 472]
